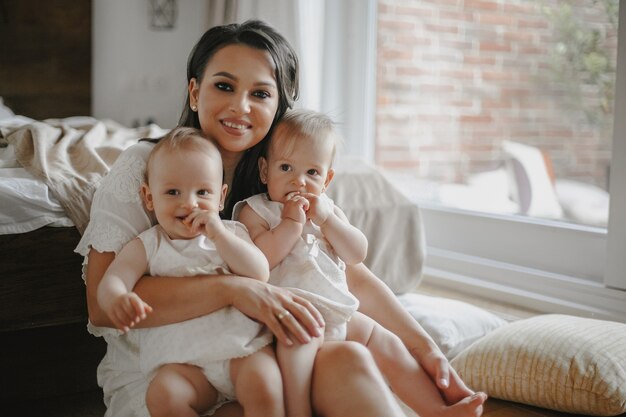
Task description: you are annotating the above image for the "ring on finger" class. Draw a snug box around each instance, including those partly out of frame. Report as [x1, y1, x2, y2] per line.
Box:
[277, 310, 291, 320]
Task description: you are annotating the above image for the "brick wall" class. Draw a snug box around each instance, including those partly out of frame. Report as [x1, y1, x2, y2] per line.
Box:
[376, 0, 617, 189]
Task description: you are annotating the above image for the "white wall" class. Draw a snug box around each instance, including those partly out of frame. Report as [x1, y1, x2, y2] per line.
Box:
[92, 0, 210, 128]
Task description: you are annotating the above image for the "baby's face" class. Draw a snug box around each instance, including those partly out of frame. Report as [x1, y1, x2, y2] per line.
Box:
[144, 147, 225, 239]
[261, 136, 334, 203]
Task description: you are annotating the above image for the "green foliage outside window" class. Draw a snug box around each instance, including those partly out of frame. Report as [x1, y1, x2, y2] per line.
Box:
[540, 0, 618, 124]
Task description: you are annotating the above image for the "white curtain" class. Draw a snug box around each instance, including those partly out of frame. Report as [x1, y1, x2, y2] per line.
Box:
[215, 0, 377, 161]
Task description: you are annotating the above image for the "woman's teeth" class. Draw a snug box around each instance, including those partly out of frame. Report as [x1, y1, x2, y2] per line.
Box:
[223, 121, 247, 130]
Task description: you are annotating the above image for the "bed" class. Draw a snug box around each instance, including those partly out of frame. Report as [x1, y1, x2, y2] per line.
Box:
[1, 106, 625, 416]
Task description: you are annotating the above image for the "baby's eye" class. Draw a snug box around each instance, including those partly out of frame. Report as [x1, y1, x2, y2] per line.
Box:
[197, 190, 210, 197]
[307, 169, 319, 176]
[215, 82, 233, 92]
[166, 189, 179, 196]
[279, 164, 291, 172]
[252, 90, 270, 99]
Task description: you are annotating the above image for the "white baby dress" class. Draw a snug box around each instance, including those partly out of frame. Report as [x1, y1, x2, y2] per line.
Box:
[135, 223, 272, 377]
[234, 193, 359, 341]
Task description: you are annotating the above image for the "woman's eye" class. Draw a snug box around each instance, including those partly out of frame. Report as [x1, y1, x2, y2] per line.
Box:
[279, 164, 291, 172]
[253, 90, 270, 99]
[215, 82, 233, 92]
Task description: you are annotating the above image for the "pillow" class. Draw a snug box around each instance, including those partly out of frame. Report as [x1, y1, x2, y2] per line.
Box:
[503, 140, 563, 219]
[328, 158, 426, 294]
[555, 179, 609, 227]
[397, 293, 507, 359]
[451, 314, 626, 416]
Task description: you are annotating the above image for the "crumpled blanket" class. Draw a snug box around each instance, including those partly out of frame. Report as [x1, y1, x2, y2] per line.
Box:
[2, 118, 167, 233]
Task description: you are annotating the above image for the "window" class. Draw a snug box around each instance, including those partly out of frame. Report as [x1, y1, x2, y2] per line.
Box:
[375, 0, 626, 321]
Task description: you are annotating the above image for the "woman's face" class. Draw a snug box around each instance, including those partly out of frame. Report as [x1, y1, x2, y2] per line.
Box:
[189, 44, 279, 162]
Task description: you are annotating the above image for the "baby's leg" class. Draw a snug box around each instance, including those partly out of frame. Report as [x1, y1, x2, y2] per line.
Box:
[347, 312, 486, 417]
[276, 333, 324, 417]
[230, 345, 285, 417]
[146, 363, 219, 417]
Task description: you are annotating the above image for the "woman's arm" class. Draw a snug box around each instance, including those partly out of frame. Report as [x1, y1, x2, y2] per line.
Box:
[86, 248, 323, 345]
[346, 263, 474, 403]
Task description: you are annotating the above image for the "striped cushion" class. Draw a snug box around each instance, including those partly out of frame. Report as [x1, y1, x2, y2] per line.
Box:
[451, 314, 626, 416]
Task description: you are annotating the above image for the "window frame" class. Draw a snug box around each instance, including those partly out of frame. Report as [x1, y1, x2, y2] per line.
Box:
[418, 3, 626, 322]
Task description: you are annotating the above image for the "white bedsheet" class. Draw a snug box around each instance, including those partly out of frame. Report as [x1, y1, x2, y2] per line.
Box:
[0, 166, 74, 234]
[0, 115, 75, 234]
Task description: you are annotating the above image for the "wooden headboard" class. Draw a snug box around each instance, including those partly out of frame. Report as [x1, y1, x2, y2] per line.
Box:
[0, 0, 91, 119]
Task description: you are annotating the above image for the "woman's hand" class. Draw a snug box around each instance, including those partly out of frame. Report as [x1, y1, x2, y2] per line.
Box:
[410, 348, 475, 404]
[227, 277, 325, 346]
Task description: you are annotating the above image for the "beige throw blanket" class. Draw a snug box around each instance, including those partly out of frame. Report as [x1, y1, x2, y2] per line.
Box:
[3, 118, 167, 233]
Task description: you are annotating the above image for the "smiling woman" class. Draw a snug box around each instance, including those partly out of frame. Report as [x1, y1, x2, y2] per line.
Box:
[188, 44, 279, 165]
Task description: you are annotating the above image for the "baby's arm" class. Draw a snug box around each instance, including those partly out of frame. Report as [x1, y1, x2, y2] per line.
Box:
[238, 198, 307, 269]
[186, 209, 269, 282]
[306, 194, 368, 265]
[97, 238, 153, 332]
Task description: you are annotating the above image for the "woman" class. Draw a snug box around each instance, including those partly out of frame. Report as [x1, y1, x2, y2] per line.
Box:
[77, 20, 475, 417]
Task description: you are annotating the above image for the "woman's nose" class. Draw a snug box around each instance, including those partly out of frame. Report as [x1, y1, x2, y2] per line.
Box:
[230, 93, 250, 114]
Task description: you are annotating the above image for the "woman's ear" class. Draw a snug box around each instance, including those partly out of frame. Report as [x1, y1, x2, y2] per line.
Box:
[258, 157, 269, 184]
[141, 183, 155, 211]
[219, 184, 228, 211]
[188, 78, 199, 109]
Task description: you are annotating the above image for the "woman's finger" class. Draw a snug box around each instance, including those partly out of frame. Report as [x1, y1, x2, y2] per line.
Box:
[277, 294, 324, 343]
[265, 312, 294, 346]
[290, 295, 325, 329]
[275, 308, 311, 344]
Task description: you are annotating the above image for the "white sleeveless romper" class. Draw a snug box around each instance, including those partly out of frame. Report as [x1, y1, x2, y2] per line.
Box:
[234, 193, 359, 341]
[135, 223, 272, 399]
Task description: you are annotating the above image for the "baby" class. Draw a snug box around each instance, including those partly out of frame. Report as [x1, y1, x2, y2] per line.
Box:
[235, 109, 487, 417]
[97, 127, 284, 417]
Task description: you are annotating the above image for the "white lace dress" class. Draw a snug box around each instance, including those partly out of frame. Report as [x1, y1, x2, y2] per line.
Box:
[76, 142, 257, 417]
[233, 193, 359, 341]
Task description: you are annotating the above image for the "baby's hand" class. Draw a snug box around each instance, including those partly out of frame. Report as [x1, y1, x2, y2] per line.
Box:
[281, 193, 309, 224]
[185, 208, 225, 240]
[301, 193, 333, 226]
[108, 292, 153, 333]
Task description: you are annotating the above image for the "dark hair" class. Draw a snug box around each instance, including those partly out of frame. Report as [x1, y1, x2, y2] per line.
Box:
[178, 19, 299, 218]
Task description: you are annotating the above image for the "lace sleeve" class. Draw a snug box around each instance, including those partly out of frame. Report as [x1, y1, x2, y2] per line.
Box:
[75, 142, 155, 258]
